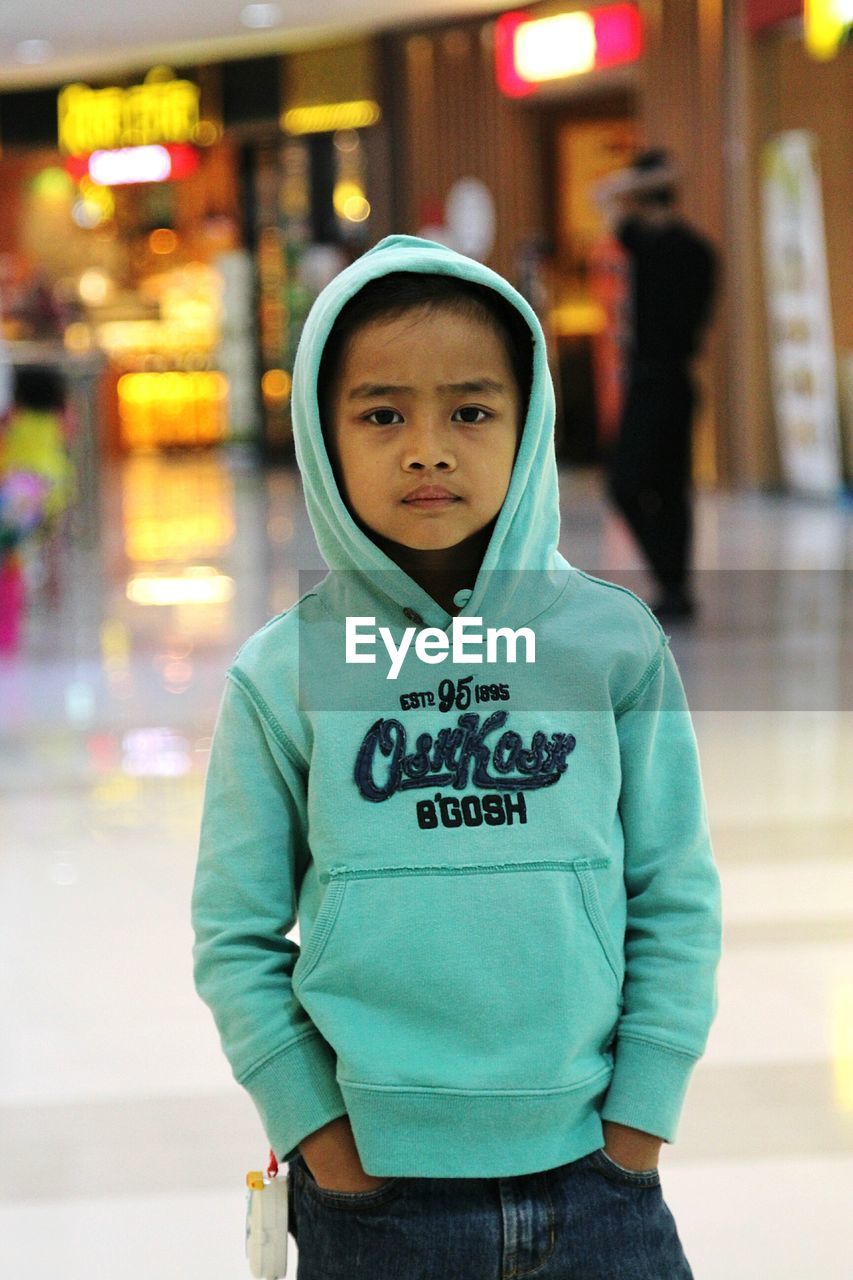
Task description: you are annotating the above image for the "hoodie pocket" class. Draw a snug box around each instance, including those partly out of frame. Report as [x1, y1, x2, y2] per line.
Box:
[293, 859, 623, 1091]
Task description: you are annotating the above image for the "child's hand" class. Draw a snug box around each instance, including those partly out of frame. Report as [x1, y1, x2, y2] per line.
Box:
[298, 1115, 393, 1192]
[601, 1120, 663, 1172]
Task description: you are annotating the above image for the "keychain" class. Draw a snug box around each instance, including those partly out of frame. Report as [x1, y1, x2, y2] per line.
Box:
[245, 1149, 289, 1279]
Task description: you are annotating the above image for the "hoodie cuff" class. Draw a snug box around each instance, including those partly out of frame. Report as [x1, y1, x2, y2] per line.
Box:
[600, 1036, 699, 1143]
[241, 1032, 348, 1161]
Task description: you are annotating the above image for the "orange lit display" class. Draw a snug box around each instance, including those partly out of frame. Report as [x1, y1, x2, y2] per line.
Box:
[117, 371, 228, 449]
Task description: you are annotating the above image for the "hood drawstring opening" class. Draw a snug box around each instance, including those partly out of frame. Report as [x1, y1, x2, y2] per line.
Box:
[403, 589, 471, 625]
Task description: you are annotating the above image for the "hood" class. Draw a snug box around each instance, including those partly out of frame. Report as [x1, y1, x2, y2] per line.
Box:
[291, 234, 571, 629]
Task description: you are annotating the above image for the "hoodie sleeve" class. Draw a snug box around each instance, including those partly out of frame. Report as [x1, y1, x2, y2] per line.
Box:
[601, 639, 722, 1142]
[191, 672, 348, 1160]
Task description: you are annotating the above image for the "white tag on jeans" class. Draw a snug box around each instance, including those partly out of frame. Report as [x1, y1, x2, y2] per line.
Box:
[246, 1170, 289, 1279]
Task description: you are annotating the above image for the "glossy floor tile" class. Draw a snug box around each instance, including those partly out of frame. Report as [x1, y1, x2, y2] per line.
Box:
[1, 453, 851, 1278]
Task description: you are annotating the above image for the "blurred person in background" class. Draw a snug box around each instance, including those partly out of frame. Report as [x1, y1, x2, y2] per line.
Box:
[594, 149, 717, 623]
[1, 365, 73, 525]
[0, 365, 74, 652]
[10, 270, 67, 342]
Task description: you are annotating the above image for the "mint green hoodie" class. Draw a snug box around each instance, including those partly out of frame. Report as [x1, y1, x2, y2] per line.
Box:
[191, 235, 721, 1178]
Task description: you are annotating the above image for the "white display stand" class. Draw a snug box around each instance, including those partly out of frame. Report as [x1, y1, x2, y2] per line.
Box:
[761, 130, 843, 498]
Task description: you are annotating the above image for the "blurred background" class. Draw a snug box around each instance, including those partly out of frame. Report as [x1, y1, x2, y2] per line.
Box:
[0, 2, 851, 1277]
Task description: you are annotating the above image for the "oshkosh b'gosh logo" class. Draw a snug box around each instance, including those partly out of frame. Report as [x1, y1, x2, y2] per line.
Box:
[354, 710, 576, 802]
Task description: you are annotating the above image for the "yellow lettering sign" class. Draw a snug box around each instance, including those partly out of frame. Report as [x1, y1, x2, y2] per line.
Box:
[58, 78, 200, 155]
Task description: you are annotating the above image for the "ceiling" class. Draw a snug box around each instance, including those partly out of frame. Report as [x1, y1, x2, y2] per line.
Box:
[0, 0, 505, 90]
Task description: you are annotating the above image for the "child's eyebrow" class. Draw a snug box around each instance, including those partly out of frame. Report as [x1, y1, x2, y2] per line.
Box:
[346, 379, 507, 400]
[347, 383, 415, 400]
[437, 379, 507, 395]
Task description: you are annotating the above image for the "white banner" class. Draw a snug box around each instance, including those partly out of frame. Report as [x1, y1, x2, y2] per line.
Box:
[760, 130, 842, 497]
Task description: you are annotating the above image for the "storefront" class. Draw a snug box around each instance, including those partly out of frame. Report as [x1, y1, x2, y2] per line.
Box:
[0, 68, 252, 456]
[0, 41, 390, 460]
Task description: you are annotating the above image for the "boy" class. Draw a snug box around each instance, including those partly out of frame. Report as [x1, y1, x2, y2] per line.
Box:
[192, 236, 721, 1278]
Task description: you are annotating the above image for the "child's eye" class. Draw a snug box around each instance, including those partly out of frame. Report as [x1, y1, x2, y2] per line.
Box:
[452, 406, 491, 424]
[364, 409, 404, 426]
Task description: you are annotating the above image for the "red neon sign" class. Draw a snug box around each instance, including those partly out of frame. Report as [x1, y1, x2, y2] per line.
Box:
[594, 4, 644, 65]
[495, 10, 537, 98]
[64, 143, 199, 186]
[496, 4, 643, 98]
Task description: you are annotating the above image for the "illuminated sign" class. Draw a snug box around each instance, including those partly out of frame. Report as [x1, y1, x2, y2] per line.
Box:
[65, 143, 199, 186]
[283, 39, 378, 134]
[126, 568, 235, 606]
[805, 0, 853, 59]
[281, 99, 381, 134]
[495, 4, 643, 97]
[58, 72, 201, 157]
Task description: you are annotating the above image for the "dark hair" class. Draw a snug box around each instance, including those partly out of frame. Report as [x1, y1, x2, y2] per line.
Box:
[632, 147, 677, 208]
[318, 272, 534, 434]
[633, 147, 671, 173]
[14, 365, 66, 412]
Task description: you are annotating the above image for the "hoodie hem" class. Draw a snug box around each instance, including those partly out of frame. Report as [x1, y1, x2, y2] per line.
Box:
[338, 1066, 611, 1178]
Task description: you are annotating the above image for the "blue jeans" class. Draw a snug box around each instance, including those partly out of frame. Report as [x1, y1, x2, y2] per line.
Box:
[287, 1147, 694, 1279]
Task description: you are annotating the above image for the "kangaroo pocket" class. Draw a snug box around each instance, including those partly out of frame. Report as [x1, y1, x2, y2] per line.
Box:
[292, 859, 624, 1091]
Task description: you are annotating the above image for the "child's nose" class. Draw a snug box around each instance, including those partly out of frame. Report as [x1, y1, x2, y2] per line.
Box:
[402, 417, 456, 471]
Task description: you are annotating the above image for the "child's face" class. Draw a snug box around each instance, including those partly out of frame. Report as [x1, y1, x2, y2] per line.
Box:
[329, 307, 522, 552]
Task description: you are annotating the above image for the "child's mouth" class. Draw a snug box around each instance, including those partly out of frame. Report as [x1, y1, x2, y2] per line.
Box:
[402, 487, 461, 509]
[404, 496, 460, 509]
